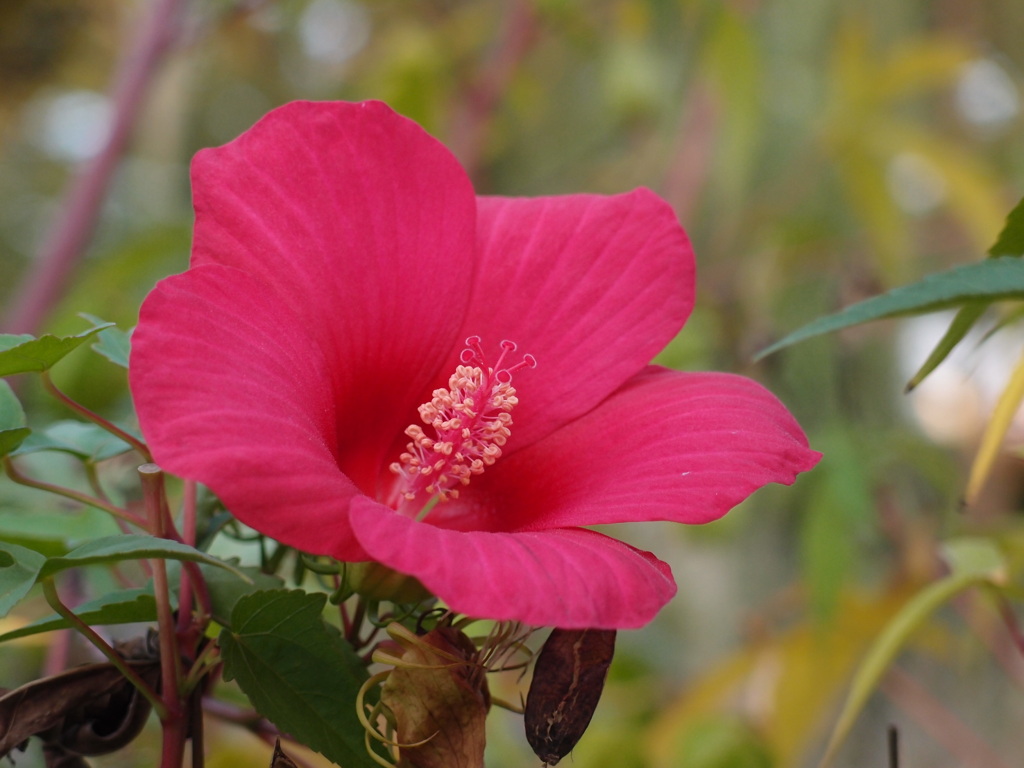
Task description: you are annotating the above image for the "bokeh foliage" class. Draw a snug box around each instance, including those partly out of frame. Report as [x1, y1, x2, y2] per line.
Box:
[2, 1, 1024, 766]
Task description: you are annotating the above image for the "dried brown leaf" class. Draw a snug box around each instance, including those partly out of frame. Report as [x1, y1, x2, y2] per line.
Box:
[0, 645, 159, 761]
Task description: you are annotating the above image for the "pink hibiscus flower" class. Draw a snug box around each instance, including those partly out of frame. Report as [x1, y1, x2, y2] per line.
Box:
[130, 101, 819, 629]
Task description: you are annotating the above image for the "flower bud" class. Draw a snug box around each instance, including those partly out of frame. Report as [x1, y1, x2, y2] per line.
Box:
[347, 562, 432, 604]
[381, 625, 489, 768]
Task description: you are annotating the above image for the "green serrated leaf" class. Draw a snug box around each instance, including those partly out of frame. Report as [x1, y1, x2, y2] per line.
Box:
[38, 535, 252, 581]
[0, 381, 31, 457]
[905, 302, 987, 392]
[0, 540, 47, 618]
[79, 313, 131, 368]
[818, 537, 1006, 767]
[201, 562, 284, 627]
[758, 257, 1024, 359]
[0, 322, 114, 377]
[0, 588, 158, 644]
[220, 589, 375, 768]
[989, 195, 1024, 257]
[13, 420, 133, 462]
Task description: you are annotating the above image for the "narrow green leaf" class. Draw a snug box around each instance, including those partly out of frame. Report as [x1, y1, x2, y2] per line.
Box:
[0, 588, 157, 643]
[757, 257, 1024, 359]
[0, 541, 47, 618]
[13, 419, 133, 462]
[0, 322, 114, 376]
[220, 589, 375, 768]
[989, 195, 1024, 257]
[905, 302, 987, 392]
[38, 535, 251, 581]
[818, 537, 1006, 767]
[80, 313, 131, 368]
[0, 381, 31, 457]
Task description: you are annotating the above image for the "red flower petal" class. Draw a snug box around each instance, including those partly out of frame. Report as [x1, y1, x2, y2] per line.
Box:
[189, 101, 478, 490]
[450, 191, 694, 451]
[349, 498, 677, 629]
[130, 265, 369, 560]
[459, 367, 821, 531]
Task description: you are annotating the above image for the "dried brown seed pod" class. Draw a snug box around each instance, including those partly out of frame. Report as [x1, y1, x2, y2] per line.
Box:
[524, 628, 616, 766]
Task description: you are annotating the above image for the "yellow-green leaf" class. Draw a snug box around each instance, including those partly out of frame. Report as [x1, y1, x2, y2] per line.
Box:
[965, 348, 1024, 506]
[817, 538, 1006, 767]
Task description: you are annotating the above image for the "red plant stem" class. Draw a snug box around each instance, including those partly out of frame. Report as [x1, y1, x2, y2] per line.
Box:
[995, 592, 1024, 660]
[881, 666, 1013, 768]
[2, 455, 147, 528]
[662, 81, 718, 225]
[202, 696, 278, 736]
[41, 371, 153, 461]
[204, 697, 329, 767]
[448, 0, 538, 182]
[2, 0, 187, 335]
[954, 590, 1024, 690]
[139, 464, 188, 768]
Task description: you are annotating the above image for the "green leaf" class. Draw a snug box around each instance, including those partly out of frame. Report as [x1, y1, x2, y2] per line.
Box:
[818, 537, 1006, 767]
[0, 541, 47, 618]
[0, 507, 116, 548]
[0, 381, 31, 458]
[758, 257, 1024, 359]
[80, 313, 131, 368]
[38, 535, 251, 581]
[201, 562, 284, 627]
[220, 589, 375, 768]
[989, 195, 1024, 257]
[0, 322, 114, 377]
[0, 588, 158, 643]
[13, 420, 133, 462]
[904, 301, 987, 392]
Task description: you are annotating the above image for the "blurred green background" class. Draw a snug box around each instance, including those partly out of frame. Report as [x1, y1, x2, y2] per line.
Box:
[2, 1, 1024, 766]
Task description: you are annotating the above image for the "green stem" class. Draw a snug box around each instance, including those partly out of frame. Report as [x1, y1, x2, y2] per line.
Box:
[41, 371, 152, 461]
[85, 462, 133, 534]
[42, 577, 166, 718]
[2, 455, 147, 528]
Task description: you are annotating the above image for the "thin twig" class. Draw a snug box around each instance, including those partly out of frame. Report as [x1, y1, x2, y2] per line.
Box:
[662, 81, 718, 225]
[881, 666, 1013, 768]
[42, 577, 166, 717]
[140, 463, 190, 768]
[177, 479, 197, 634]
[448, 0, 538, 182]
[2, 0, 188, 335]
[2, 455, 146, 528]
[41, 371, 153, 461]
